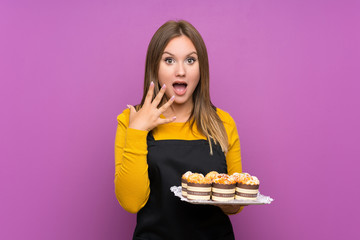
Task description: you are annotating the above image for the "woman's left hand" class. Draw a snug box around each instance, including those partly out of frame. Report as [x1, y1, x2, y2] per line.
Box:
[217, 204, 245, 215]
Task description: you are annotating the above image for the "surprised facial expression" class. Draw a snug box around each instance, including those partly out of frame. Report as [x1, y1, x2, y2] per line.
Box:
[158, 35, 200, 108]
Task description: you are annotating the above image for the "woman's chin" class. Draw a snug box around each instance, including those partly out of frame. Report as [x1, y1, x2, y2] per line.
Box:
[173, 97, 193, 107]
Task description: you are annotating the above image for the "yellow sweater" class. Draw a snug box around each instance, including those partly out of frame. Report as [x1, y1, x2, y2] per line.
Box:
[114, 108, 243, 214]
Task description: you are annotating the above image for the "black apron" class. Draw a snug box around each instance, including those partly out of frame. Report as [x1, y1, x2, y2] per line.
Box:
[133, 132, 235, 240]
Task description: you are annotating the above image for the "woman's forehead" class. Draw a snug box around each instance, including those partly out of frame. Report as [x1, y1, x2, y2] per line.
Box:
[163, 36, 197, 56]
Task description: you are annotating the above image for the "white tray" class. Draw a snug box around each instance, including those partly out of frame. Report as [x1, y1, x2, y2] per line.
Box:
[170, 186, 274, 205]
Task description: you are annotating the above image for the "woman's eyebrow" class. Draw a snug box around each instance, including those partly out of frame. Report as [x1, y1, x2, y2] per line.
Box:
[162, 51, 198, 56]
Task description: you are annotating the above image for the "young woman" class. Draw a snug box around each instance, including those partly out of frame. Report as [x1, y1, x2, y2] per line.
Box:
[115, 20, 243, 239]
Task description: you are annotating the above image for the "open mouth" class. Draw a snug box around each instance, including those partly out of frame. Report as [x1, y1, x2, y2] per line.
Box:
[172, 82, 188, 96]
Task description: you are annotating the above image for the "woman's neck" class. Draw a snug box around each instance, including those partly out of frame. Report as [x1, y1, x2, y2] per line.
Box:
[163, 101, 193, 123]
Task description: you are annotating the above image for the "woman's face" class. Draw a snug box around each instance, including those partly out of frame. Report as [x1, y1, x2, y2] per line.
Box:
[158, 35, 200, 108]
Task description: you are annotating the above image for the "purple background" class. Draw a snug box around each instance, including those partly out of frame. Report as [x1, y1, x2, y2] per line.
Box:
[1, 0, 359, 239]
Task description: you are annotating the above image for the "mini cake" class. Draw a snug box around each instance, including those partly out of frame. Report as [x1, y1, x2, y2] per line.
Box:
[234, 173, 260, 200]
[186, 173, 212, 201]
[181, 171, 192, 198]
[231, 172, 245, 184]
[211, 174, 236, 201]
[205, 171, 219, 182]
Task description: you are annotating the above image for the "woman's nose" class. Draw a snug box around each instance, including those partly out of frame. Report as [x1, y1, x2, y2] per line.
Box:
[175, 62, 185, 77]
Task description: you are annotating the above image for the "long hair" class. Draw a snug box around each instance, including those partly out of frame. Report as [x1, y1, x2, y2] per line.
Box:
[138, 20, 228, 154]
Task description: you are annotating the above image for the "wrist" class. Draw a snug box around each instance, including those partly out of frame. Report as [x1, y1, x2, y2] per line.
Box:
[128, 123, 148, 131]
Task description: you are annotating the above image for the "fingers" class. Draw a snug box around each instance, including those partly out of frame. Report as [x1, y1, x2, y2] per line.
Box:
[144, 81, 154, 106]
[158, 95, 175, 113]
[158, 116, 177, 125]
[127, 104, 136, 112]
[127, 105, 137, 118]
[151, 84, 166, 107]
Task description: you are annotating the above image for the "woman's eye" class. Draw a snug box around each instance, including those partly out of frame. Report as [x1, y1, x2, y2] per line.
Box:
[186, 58, 196, 64]
[165, 58, 175, 64]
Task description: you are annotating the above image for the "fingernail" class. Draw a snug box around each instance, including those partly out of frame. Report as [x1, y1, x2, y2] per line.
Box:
[170, 95, 175, 100]
[162, 84, 166, 88]
[172, 116, 177, 120]
[150, 81, 154, 86]
[127, 105, 130, 109]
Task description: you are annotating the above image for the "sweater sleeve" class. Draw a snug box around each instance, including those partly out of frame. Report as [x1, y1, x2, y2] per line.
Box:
[114, 108, 150, 213]
[217, 109, 244, 214]
[223, 116, 242, 176]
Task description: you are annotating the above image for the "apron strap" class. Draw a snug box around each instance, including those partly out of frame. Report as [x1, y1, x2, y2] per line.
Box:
[147, 131, 155, 142]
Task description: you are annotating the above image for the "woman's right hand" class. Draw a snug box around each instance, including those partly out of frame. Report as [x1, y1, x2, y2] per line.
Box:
[127, 81, 176, 131]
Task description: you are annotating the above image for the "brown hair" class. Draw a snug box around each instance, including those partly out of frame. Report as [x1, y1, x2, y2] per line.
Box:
[138, 20, 228, 154]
